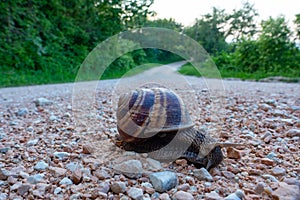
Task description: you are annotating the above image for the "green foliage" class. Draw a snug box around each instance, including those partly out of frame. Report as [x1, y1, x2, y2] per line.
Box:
[184, 8, 229, 55]
[0, 0, 155, 87]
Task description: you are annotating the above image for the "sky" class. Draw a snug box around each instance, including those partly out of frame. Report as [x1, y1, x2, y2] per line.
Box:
[149, 0, 299, 27]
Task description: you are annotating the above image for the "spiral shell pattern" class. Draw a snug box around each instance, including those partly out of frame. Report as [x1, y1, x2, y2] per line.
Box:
[117, 88, 194, 142]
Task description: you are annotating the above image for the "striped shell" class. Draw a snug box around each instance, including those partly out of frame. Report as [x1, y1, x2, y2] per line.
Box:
[117, 88, 194, 142]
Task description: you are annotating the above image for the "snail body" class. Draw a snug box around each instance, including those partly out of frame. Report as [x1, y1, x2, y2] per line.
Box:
[116, 88, 241, 170]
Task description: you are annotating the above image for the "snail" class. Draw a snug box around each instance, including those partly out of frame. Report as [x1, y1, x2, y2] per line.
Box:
[116, 87, 243, 170]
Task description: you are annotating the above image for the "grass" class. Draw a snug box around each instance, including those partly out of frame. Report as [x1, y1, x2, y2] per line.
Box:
[178, 63, 300, 82]
[0, 62, 169, 88]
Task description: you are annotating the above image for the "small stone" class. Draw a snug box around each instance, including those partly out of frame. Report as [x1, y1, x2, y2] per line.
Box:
[113, 160, 143, 178]
[0, 169, 9, 180]
[34, 98, 52, 106]
[261, 174, 279, 182]
[7, 176, 17, 184]
[146, 158, 162, 170]
[261, 158, 275, 166]
[93, 169, 111, 180]
[59, 177, 73, 185]
[262, 132, 272, 143]
[82, 144, 94, 154]
[50, 115, 58, 121]
[271, 166, 286, 177]
[54, 187, 62, 195]
[260, 103, 272, 111]
[141, 182, 153, 188]
[127, 187, 143, 200]
[227, 147, 242, 159]
[177, 183, 190, 191]
[19, 171, 29, 179]
[34, 160, 49, 171]
[221, 171, 236, 180]
[110, 181, 127, 193]
[254, 182, 265, 194]
[27, 139, 39, 146]
[175, 159, 187, 166]
[272, 182, 300, 200]
[53, 152, 70, 160]
[205, 191, 221, 200]
[224, 189, 245, 200]
[173, 191, 194, 200]
[0, 193, 8, 200]
[71, 168, 82, 184]
[0, 147, 10, 154]
[27, 174, 44, 184]
[17, 184, 31, 196]
[159, 193, 170, 200]
[66, 162, 83, 172]
[149, 171, 178, 192]
[16, 108, 28, 116]
[193, 168, 213, 181]
[10, 182, 22, 192]
[49, 167, 67, 177]
[98, 182, 110, 194]
[286, 129, 300, 137]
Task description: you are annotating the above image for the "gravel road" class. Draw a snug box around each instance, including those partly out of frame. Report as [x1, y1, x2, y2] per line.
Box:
[0, 62, 299, 199]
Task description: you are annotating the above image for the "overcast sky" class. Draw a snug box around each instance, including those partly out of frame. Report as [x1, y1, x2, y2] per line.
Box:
[150, 0, 299, 26]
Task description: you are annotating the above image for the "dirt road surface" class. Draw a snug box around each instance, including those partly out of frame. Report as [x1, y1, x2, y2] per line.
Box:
[0, 62, 299, 199]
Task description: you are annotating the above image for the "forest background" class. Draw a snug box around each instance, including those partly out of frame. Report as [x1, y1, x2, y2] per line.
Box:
[1, 0, 300, 87]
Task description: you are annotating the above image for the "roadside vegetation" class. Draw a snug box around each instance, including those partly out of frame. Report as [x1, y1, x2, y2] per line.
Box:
[0, 1, 299, 87]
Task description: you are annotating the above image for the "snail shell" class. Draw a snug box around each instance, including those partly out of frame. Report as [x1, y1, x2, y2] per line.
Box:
[117, 88, 194, 143]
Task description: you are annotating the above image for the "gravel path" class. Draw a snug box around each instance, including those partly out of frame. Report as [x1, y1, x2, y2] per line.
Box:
[0, 62, 299, 199]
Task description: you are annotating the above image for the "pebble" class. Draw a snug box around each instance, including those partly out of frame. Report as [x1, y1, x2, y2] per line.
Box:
[224, 189, 245, 200]
[221, 171, 235, 180]
[254, 182, 265, 194]
[113, 160, 144, 178]
[110, 181, 127, 193]
[17, 184, 31, 196]
[193, 168, 213, 181]
[205, 191, 221, 200]
[53, 152, 70, 159]
[49, 166, 67, 177]
[149, 171, 178, 192]
[261, 174, 278, 182]
[0, 193, 7, 200]
[98, 182, 110, 194]
[159, 193, 170, 200]
[34, 160, 49, 171]
[272, 182, 300, 200]
[286, 129, 300, 137]
[49, 115, 59, 121]
[146, 158, 162, 170]
[27, 139, 39, 146]
[173, 191, 194, 200]
[82, 144, 94, 154]
[0, 169, 9, 180]
[0, 147, 10, 154]
[66, 162, 83, 172]
[271, 166, 286, 177]
[227, 147, 242, 159]
[54, 187, 62, 195]
[16, 108, 28, 116]
[127, 187, 143, 200]
[34, 98, 52, 106]
[27, 174, 44, 184]
[261, 158, 275, 166]
[59, 177, 73, 185]
[71, 168, 82, 184]
[177, 183, 190, 191]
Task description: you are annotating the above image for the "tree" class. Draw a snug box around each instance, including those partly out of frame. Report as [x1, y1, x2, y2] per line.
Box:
[184, 7, 229, 55]
[258, 16, 296, 73]
[294, 14, 300, 41]
[225, 1, 258, 41]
